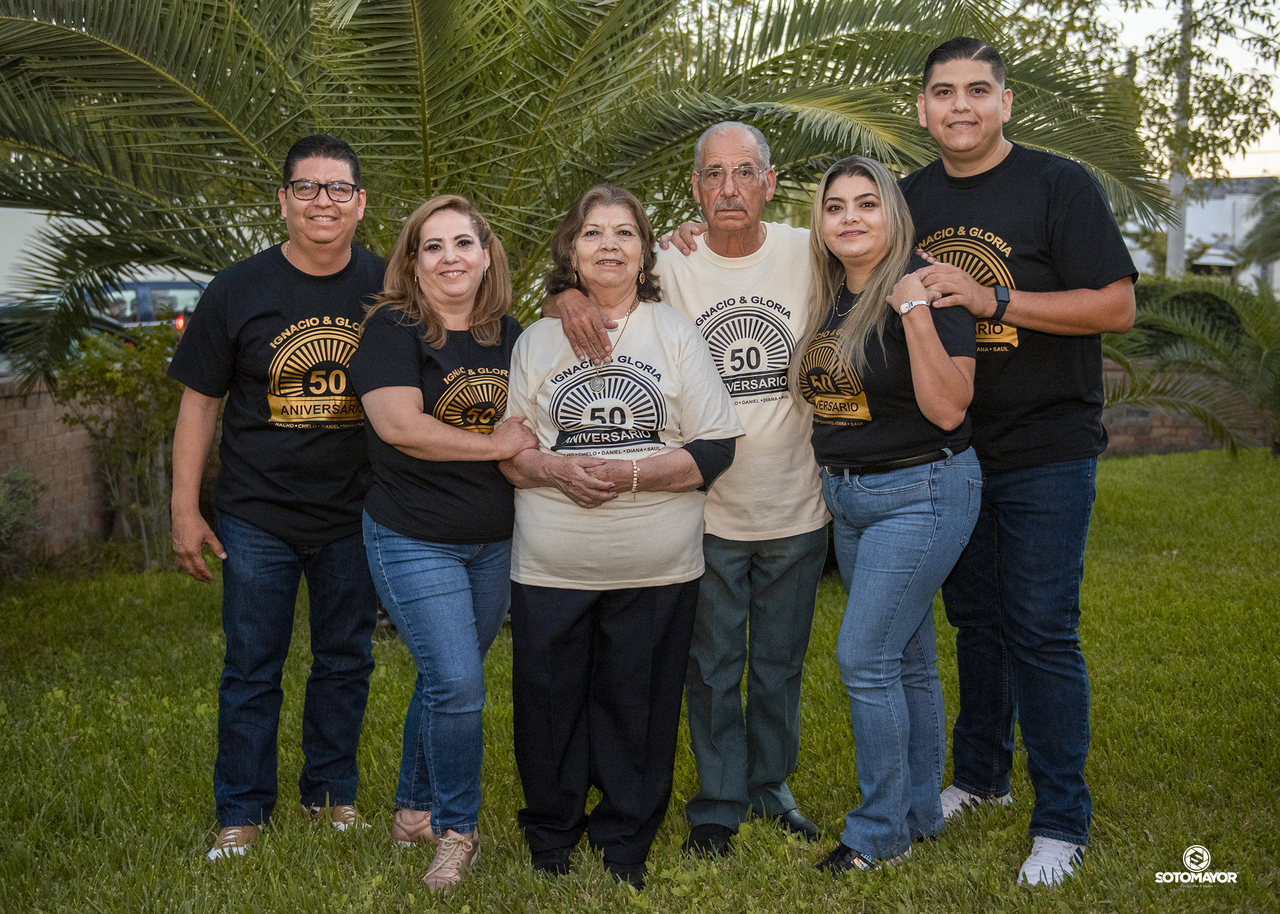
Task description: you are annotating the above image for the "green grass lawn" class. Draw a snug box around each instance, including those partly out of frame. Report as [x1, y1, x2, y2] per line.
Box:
[1, 450, 1276, 913]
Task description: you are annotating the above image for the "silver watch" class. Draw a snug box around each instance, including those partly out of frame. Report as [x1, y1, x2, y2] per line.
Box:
[898, 299, 928, 315]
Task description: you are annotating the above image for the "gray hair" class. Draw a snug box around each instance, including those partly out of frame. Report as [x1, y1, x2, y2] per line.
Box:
[693, 121, 771, 171]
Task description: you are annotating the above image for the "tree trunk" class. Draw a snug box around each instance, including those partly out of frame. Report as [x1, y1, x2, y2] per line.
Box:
[1166, 0, 1195, 279]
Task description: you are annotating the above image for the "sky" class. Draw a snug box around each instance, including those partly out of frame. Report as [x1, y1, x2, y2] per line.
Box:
[1101, 0, 1280, 176]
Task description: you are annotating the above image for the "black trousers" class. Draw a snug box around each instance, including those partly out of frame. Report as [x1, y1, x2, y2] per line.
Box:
[510, 579, 700, 866]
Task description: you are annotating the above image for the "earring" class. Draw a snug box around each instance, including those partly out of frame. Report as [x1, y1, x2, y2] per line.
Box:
[573, 268, 580, 285]
[638, 270, 645, 286]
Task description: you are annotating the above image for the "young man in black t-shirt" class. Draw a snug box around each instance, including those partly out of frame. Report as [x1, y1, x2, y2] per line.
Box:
[900, 38, 1137, 888]
[169, 135, 385, 861]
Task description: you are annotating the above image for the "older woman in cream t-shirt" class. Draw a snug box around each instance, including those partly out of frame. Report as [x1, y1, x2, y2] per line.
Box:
[500, 184, 742, 889]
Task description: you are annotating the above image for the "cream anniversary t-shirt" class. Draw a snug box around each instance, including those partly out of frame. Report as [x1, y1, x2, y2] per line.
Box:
[506, 302, 743, 589]
[654, 223, 828, 541]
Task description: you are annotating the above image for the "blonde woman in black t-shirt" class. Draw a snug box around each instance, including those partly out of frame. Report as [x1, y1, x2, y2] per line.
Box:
[350, 195, 537, 892]
[790, 156, 982, 873]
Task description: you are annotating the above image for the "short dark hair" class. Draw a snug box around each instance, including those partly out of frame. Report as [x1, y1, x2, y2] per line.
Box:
[922, 37, 1006, 89]
[544, 184, 662, 303]
[281, 134, 363, 187]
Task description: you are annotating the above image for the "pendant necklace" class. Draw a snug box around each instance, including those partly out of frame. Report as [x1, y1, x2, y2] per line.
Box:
[589, 295, 639, 392]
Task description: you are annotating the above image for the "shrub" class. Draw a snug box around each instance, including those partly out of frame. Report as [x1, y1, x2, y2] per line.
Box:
[52, 326, 184, 567]
[0, 466, 42, 577]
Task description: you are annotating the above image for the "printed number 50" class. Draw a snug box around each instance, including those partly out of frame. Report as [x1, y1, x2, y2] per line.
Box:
[729, 347, 761, 372]
[308, 369, 347, 395]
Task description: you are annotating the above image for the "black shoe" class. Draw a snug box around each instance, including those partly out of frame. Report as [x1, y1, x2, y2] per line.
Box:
[605, 860, 646, 889]
[683, 823, 734, 858]
[815, 842, 880, 874]
[773, 808, 820, 842]
[531, 846, 572, 876]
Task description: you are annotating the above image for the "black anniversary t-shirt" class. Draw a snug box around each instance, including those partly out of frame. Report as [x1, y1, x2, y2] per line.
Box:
[350, 310, 522, 545]
[168, 244, 384, 545]
[899, 144, 1137, 472]
[798, 285, 975, 468]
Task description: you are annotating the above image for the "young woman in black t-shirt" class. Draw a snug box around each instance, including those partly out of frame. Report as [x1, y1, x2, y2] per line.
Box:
[349, 196, 537, 892]
[790, 156, 982, 872]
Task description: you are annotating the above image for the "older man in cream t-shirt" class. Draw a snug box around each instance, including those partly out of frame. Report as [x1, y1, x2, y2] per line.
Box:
[552, 122, 828, 857]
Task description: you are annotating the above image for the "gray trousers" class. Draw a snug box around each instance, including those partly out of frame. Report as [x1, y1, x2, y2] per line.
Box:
[684, 527, 827, 830]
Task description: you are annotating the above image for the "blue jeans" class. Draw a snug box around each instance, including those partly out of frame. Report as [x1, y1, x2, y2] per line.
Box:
[941, 457, 1096, 846]
[823, 450, 982, 859]
[684, 528, 828, 829]
[213, 513, 377, 827]
[363, 513, 511, 835]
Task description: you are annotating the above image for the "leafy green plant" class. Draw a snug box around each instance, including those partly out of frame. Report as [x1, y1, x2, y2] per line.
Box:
[51, 326, 185, 567]
[1240, 179, 1280, 266]
[0, 466, 42, 577]
[1132, 277, 1280, 456]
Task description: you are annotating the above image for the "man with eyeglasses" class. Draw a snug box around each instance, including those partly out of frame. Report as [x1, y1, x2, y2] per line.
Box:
[169, 134, 385, 861]
[551, 121, 828, 857]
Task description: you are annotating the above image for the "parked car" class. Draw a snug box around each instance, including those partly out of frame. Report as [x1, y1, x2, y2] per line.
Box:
[104, 280, 206, 331]
[0, 298, 136, 377]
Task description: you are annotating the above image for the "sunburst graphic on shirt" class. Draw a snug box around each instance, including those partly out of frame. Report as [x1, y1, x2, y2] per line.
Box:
[797, 335, 871, 426]
[919, 236, 1019, 351]
[434, 371, 509, 433]
[549, 365, 667, 452]
[701, 307, 795, 398]
[267, 325, 364, 426]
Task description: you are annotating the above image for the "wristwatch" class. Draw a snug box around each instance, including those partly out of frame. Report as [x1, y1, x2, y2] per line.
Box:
[992, 285, 1011, 321]
[898, 299, 929, 315]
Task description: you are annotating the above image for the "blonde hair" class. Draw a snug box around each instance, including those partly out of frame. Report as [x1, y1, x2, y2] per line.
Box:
[790, 156, 914, 395]
[365, 194, 512, 348]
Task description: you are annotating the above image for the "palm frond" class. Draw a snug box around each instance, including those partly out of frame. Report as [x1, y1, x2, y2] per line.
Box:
[1103, 350, 1254, 453]
[1, 0, 1166, 375]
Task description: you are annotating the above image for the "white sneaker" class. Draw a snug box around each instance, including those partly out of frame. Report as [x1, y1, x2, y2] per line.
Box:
[940, 784, 1013, 820]
[1018, 836, 1084, 886]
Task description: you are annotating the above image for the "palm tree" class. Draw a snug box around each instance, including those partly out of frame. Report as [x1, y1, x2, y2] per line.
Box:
[0, 0, 1165, 382]
[1110, 277, 1280, 456]
[1239, 180, 1280, 268]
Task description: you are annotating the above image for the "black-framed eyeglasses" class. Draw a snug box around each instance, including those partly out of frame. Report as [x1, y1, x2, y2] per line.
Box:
[284, 179, 360, 202]
[696, 165, 764, 189]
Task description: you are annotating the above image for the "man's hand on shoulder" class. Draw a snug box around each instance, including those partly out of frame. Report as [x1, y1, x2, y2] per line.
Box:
[918, 262, 997, 318]
[658, 222, 708, 255]
[544, 289, 616, 363]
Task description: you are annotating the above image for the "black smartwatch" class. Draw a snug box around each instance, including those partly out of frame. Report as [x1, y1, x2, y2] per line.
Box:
[992, 285, 1010, 322]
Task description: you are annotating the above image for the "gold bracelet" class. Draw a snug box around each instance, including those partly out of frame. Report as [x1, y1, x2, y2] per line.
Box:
[630, 459, 639, 501]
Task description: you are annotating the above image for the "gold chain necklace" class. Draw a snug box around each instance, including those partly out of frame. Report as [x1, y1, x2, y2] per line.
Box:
[589, 296, 640, 392]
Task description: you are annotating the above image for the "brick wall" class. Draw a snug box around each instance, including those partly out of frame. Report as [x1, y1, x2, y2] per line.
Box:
[0, 376, 107, 558]
[1101, 360, 1270, 456]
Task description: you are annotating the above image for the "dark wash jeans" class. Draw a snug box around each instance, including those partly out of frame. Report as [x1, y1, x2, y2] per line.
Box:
[941, 457, 1097, 846]
[213, 513, 377, 827]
